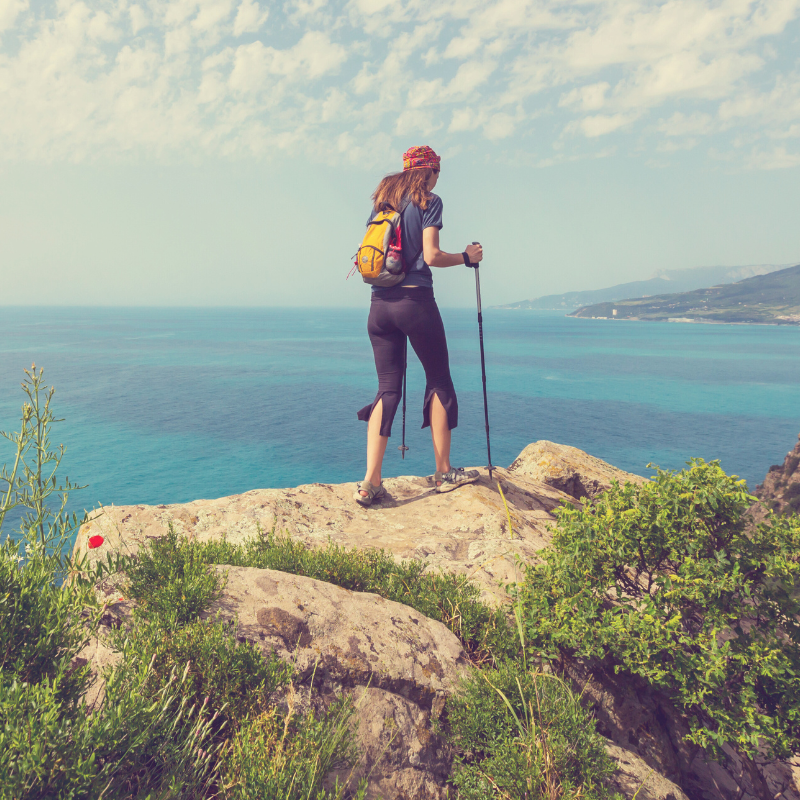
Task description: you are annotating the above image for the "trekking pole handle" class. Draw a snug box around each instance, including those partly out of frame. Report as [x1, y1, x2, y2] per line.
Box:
[464, 241, 481, 268]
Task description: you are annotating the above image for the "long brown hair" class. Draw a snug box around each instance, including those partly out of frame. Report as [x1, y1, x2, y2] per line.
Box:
[372, 168, 436, 212]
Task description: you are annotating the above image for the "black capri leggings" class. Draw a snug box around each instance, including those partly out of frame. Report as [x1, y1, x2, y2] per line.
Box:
[358, 287, 458, 438]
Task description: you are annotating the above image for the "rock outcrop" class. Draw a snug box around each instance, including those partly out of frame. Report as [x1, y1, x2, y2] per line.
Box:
[565, 659, 800, 800]
[755, 432, 800, 517]
[606, 742, 689, 800]
[509, 439, 645, 499]
[208, 566, 469, 799]
[76, 459, 595, 608]
[74, 441, 799, 800]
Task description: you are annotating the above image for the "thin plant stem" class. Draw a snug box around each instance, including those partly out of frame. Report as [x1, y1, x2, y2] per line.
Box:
[497, 479, 514, 539]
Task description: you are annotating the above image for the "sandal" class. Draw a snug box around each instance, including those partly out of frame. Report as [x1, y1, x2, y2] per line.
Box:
[435, 467, 480, 493]
[353, 480, 386, 506]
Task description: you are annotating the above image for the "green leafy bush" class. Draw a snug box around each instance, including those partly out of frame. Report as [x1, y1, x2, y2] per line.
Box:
[195, 529, 517, 665]
[519, 458, 800, 757]
[125, 523, 225, 624]
[445, 660, 616, 800]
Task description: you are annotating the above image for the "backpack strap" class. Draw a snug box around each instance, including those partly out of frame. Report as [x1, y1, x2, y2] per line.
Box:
[399, 196, 422, 267]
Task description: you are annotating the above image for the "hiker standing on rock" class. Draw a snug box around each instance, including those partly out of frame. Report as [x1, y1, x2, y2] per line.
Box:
[354, 145, 483, 506]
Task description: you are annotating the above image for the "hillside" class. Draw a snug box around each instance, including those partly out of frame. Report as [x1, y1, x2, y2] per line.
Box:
[570, 263, 800, 324]
[495, 263, 791, 310]
[755, 433, 800, 517]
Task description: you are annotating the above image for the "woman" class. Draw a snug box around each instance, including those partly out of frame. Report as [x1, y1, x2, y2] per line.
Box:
[355, 145, 484, 506]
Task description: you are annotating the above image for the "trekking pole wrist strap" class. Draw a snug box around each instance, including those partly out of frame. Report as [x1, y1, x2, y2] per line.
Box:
[463, 251, 475, 268]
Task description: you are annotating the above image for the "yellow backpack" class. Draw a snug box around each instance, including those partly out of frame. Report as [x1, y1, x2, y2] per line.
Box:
[354, 199, 412, 287]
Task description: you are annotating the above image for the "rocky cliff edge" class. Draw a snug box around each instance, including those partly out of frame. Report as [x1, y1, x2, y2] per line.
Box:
[75, 439, 643, 607]
[73, 440, 800, 800]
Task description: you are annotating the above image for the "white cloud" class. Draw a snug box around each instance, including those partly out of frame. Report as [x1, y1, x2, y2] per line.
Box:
[0, 0, 798, 166]
[484, 112, 515, 139]
[192, 0, 236, 35]
[233, 0, 268, 35]
[229, 41, 268, 93]
[129, 4, 149, 34]
[746, 146, 800, 169]
[448, 60, 496, 97]
[656, 111, 714, 136]
[567, 112, 640, 138]
[0, 0, 27, 32]
[278, 31, 347, 78]
[656, 137, 699, 152]
[395, 107, 441, 136]
[286, 0, 329, 21]
[612, 51, 765, 109]
[443, 35, 481, 60]
[719, 74, 800, 122]
[449, 107, 484, 133]
[559, 82, 609, 111]
[772, 123, 800, 139]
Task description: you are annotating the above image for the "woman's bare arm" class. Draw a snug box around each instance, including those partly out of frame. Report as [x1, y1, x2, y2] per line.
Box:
[423, 228, 483, 268]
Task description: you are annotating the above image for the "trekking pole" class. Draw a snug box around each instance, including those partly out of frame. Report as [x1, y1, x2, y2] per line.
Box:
[398, 336, 409, 459]
[469, 242, 494, 480]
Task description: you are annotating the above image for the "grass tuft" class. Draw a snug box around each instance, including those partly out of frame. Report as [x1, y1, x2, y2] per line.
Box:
[221, 697, 367, 800]
[445, 660, 617, 800]
[110, 612, 293, 739]
[125, 524, 225, 624]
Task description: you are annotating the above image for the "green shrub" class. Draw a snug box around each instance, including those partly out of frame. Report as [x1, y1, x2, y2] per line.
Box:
[0, 367, 100, 701]
[125, 523, 224, 624]
[0, 654, 219, 800]
[519, 459, 800, 757]
[0, 534, 92, 704]
[0, 369, 219, 799]
[111, 612, 292, 737]
[195, 529, 517, 665]
[445, 660, 616, 800]
[221, 699, 366, 800]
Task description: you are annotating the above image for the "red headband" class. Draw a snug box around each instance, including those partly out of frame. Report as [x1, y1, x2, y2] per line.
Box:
[403, 145, 440, 171]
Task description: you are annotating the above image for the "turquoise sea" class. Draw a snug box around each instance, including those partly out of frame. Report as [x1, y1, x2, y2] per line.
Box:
[1, 307, 799, 524]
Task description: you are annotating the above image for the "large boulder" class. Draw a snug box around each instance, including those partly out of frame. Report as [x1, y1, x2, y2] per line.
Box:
[209, 565, 467, 707]
[207, 566, 469, 799]
[509, 440, 644, 499]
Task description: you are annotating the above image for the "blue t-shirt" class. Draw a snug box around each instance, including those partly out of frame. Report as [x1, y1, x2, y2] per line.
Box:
[369, 193, 443, 291]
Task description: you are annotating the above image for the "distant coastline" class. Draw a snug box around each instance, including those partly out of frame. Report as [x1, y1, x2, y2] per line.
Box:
[569, 264, 800, 326]
[494, 263, 794, 312]
[569, 315, 800, 326]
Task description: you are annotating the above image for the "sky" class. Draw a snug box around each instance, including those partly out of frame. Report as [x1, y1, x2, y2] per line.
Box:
[1, 0, 799, 307]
